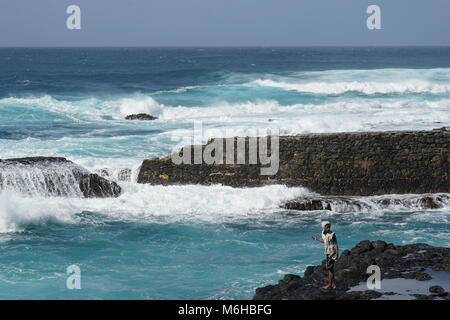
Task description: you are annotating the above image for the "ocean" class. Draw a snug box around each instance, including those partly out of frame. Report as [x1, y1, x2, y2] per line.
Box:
[0, 47, 449, 299]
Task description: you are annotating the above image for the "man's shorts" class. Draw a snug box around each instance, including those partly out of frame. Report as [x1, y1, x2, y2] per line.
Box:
[326, 254, 335, 272]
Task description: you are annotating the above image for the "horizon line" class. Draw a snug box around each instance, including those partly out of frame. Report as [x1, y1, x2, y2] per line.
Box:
[1, 45, 450, 49]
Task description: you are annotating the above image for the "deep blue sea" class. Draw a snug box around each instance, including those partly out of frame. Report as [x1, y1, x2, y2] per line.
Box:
[0, 47, 449, 299]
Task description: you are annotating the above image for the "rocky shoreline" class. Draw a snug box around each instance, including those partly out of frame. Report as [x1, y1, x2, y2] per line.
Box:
[254, 240, 450, 300]
[137, 129, 449, 196]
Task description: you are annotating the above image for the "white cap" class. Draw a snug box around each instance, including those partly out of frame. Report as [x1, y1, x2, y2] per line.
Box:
[321, 221, 331, 230]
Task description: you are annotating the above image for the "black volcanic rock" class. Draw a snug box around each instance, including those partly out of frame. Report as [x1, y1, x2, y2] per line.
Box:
[283, 199, 329, 211]
[281, 194, 450, 212]
[429, 285, 445, 295]
[0, 157, 121, 198]
[253, 240, 450, 300]
[125, 113, 158, 121]
[78, 171, 122, 198]
[1, 157, 68, 165]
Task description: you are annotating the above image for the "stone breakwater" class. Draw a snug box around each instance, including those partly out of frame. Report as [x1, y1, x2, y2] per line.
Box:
[253, 240, 450, 300]
[138, 129, 449, 196]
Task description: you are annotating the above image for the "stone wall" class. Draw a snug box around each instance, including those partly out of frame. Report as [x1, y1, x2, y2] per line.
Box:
[137, 129, 450, 196]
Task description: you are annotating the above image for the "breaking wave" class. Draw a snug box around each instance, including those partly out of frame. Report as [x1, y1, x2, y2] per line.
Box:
[0, 158, 89, 197]
[249, 67, 450, 95]
[1, 173, 449, 233]
[251, 79, 450, 95]
[0, 184, 310, 233]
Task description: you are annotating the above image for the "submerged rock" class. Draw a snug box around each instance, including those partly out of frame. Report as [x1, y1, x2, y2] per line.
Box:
[0, 157, 121, 198]
[96, 167, 132, 182]
[125, 113, 158, 121]
[253, 240, 450, 300]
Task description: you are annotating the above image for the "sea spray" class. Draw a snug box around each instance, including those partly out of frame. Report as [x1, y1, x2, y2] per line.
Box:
[0, 191, 79, 233]
[118, 96, 164, 118]
[0, 159, 87, 197]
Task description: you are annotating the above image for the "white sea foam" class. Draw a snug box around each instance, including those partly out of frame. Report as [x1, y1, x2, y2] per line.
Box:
[0, 184, 312, 233]
[0, 177, 449, 234]
[251, 79, 450, 95]
[118, 96, 165, 117]
[252, 67, 450, 95]
[0, 94, 165, 121]
[152, 98, 450, 149]
[0, 191, 78, 233]
[155, 86, 199, 94]
[1, 94, 449, 180]
[1, 91, 449, 137]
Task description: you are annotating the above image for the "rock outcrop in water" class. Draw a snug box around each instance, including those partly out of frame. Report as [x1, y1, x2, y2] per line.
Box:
[0, 157, 121, 198]
[282, 194, 450, 212]
[96, 168, 132, 182]
[125, 113, 158, 121]
[253, 240, 450, 300]
[137, 129, 449, 196]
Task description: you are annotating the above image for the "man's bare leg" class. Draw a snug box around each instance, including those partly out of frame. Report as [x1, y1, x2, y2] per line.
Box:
[331, 273, 337, 289]
[322, 271, 333, 289]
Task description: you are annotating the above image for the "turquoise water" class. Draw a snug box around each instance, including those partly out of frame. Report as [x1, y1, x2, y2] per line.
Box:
[0, 47, 449, 299]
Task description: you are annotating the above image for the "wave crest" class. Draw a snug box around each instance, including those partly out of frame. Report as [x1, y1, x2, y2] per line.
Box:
[252, 79, 450, 95]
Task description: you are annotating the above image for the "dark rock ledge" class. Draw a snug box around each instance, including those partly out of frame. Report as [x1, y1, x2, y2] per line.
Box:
[253, 240, 450, 300]
[0, 157, 121, 198]
[282, 194, 450, 212]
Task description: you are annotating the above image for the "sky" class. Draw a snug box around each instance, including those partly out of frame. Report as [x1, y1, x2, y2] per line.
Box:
[1, 0, 450, 47]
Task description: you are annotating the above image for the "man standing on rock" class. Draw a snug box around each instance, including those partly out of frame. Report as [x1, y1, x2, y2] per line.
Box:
[312, 221, 339, 289]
